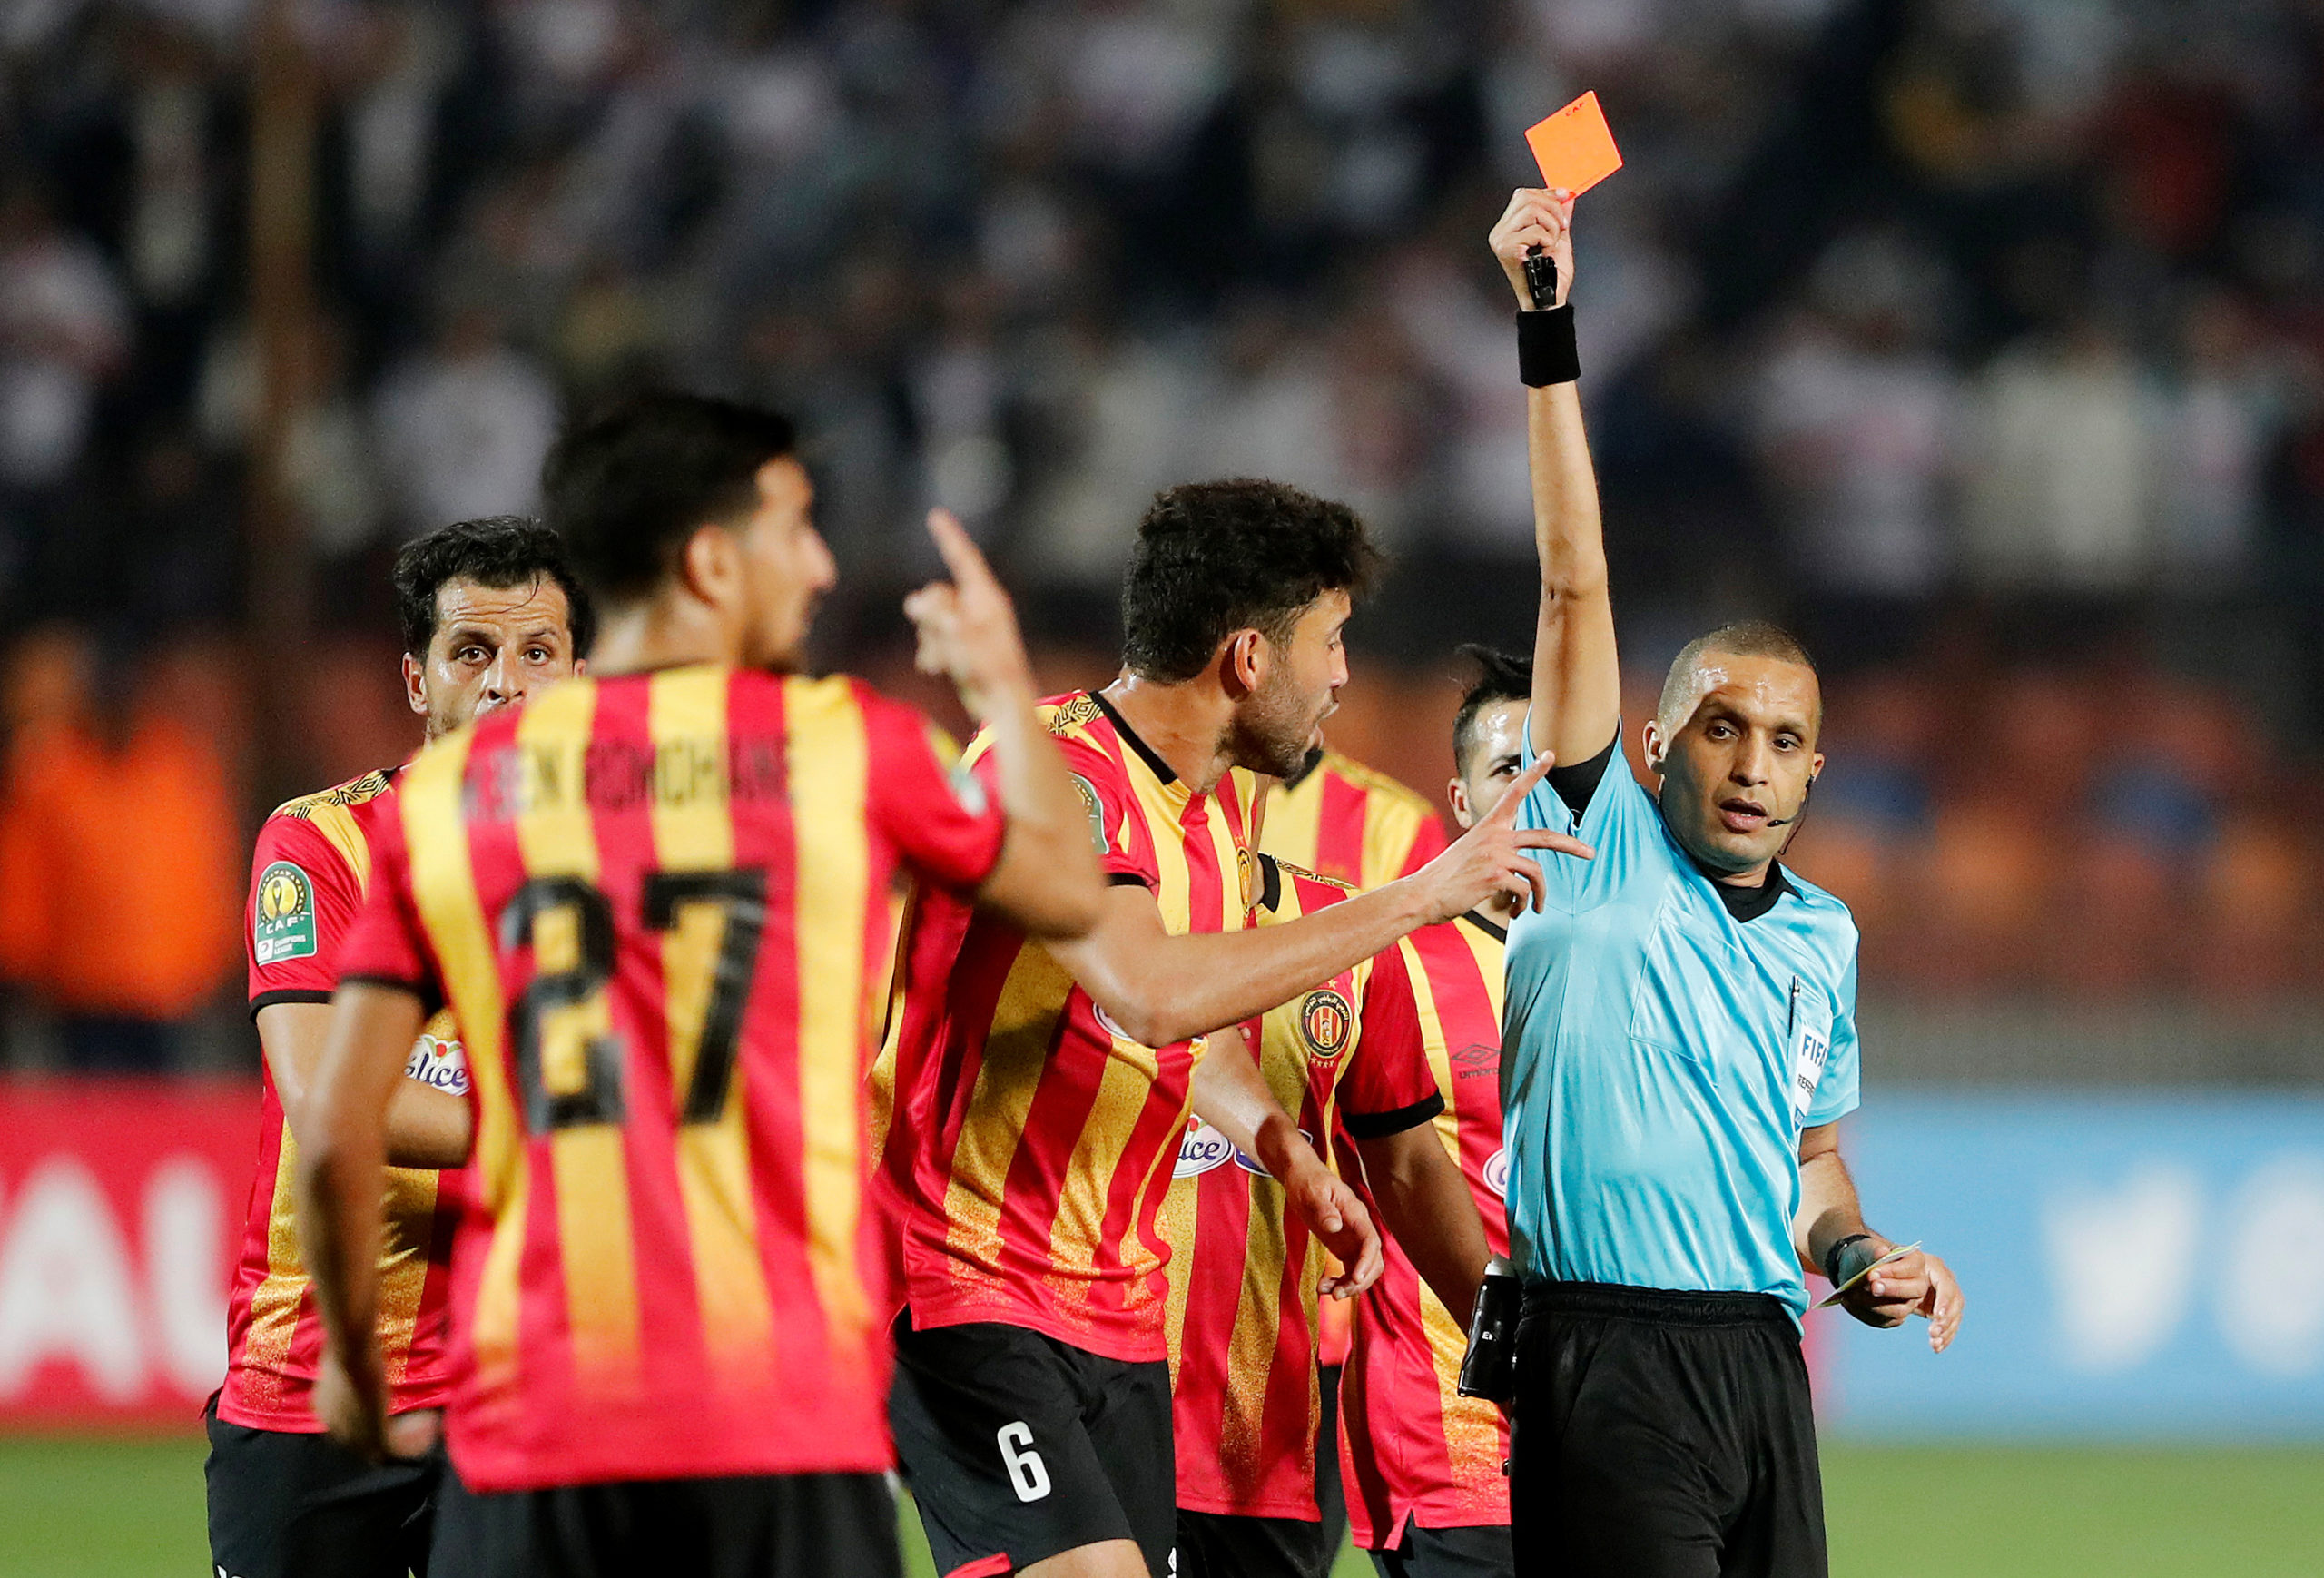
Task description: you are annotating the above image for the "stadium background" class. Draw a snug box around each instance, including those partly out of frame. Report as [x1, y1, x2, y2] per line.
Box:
[1, 0, 2319, 1573]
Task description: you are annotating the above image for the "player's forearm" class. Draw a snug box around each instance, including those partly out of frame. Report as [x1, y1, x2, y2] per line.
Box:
[1067, 879, 1433, 1049]
[1356, 1129, 1490, 1327]
[1527, 381, 1621, 761]
[975, 683, 1106, 940]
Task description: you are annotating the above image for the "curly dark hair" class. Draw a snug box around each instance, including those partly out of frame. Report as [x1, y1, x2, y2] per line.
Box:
[1119, 479, 1382, 683]
[392, 516, 596, 659]
[543, 391, 799, 604]
[1452, 643, 1531, 771]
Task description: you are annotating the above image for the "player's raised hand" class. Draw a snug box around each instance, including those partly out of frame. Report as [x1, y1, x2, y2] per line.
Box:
[903, 508, 1037, 725]
[1489, 187, 1576, 309]
[1408, 753, 1592, 924]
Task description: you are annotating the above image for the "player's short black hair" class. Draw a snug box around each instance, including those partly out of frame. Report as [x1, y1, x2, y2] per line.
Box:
[543, 392, 799, 604]
[393, 516, 596, 659]
[1119, 479, 1381, 684]
[1453, 644, 1531, 772]
[1657, 620, 1821, 729]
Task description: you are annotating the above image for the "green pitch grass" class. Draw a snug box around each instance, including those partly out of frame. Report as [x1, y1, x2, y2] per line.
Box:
[5, 1435, 2319, 1577]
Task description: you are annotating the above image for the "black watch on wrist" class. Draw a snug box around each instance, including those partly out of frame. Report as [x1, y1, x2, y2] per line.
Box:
[1823, 1233, 1875, 1287]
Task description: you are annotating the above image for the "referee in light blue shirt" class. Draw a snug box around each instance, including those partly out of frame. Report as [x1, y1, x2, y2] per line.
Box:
[1482, 190, 1965, 1578]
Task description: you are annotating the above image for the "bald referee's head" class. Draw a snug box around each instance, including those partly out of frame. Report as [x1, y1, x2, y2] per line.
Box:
[1643, 622, 1824, 880]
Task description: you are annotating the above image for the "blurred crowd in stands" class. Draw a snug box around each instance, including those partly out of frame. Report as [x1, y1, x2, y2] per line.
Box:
[4, 0, 2324, 1069]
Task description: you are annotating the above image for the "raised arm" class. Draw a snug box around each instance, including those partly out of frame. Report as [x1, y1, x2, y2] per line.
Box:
[1488, 189, 1622, 766]
[905, 508, 1105, 942]
[1051, 754, 1581, 1049]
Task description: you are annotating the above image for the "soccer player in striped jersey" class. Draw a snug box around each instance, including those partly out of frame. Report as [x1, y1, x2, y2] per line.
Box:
[211, 518, 589, 1578]
[1340, 648, 1532, 1578]
[294, 394, 1105, 1578]
[1258, 745, 1448, 1552]
[880, 479, 1584, 1578]
[1166, 853, 1492, 1578]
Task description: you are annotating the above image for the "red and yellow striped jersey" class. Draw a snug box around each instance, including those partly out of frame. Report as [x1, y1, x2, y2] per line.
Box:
[1261, 748, 1446, 1369]
[877, 690, 1260, 1363]
[1164, 856, 1444, 1520]
[1262, 750, 1448, 892]
[1339, 912, 1511, 1545]
[223, 770, 464, 1431]
[335, 666, 1004, 1492]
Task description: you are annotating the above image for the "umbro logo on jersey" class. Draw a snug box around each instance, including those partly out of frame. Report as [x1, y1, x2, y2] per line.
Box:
[1452, 1042, 1500, 1079]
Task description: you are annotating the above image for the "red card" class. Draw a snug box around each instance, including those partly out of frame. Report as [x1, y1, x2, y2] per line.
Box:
[1524, 92, 1623, 197]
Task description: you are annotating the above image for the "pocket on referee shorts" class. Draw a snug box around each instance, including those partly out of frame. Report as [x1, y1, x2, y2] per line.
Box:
[1626, 905, 1741, 1080]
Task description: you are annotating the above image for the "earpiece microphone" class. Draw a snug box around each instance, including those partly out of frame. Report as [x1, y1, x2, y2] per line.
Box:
[1761, 774, 1817, 829]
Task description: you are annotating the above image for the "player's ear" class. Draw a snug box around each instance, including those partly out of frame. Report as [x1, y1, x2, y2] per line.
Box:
[1220, 628, 1265, 699]
[1640, 716, 1667, 773]
[401, 652, 428, 717]
[679, 521, 737, 607]
[1447, 775, 1475, 830]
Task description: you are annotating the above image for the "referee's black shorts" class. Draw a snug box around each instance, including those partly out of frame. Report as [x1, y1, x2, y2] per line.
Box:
[1509, 1282, 1825, 1578]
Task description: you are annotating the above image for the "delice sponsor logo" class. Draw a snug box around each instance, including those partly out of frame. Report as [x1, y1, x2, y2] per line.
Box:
[1176, 1118, 1237, 1179]
[1482, 1147, 1510, 1198]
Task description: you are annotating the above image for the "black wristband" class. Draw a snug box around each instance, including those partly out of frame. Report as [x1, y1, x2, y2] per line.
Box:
[1823, 1232, 1875, 1287]
[1517, 304, 1580, 387]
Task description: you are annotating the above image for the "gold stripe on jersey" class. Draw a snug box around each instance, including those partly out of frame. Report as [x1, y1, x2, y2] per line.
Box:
[783, 677, 877, 1356]
[1045, 1024, 1168, 1308]
[308, 801, 374, 893]
[941, 943, 1072, 1267]
[402, 728, 534, 1402]
[648, 667, 776, 1386]
[240, 1129, 307, 1386]
[509, 684, 642, 1395]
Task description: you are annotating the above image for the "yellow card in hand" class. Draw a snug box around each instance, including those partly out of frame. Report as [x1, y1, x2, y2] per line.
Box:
[1817, 1241, 1922, 1308]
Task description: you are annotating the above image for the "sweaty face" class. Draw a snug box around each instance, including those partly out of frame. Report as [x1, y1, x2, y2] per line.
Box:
[1230, 590, 1352, 779]
[406, 577, 580, 739]
[1451, 699, 1528, 829]
[733, 456, 837, 672]
[1645, 653, 1822, 879]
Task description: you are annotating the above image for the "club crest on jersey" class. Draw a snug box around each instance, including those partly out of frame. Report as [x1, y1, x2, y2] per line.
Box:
[253, 861, 317, 964]
[1069, 774, 1107, 853]
[1298, 990, 1353, 1060]
[1482, 1146, 1510, 1199]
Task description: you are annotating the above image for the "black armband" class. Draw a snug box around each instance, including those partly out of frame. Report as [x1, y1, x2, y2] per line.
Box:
[1823, 1232, 1875, 1287]
[1517, 304, 1580, 387]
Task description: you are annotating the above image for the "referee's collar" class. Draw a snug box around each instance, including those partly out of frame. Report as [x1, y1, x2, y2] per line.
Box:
[1688, 854, 1792, 923]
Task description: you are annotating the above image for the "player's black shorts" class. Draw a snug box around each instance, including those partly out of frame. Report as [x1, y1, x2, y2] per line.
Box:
[1176, 1508, 1334, 1578]
[889, 1308, 1175, 1577]
[1367, 1522, 1514, 1578]
[204, 1395, 441, 1578]
[1510, 1282, 1825, 1578]
[427, 1460, 901, 1578]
